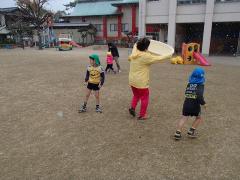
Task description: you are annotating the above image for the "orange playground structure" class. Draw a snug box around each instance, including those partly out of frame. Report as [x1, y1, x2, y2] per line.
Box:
[181, 43, 210, 66]
[171, 43, 211, 66]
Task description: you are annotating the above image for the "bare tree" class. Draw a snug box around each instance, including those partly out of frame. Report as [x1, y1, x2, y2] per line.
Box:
[87, 24, 97, 44]
[78, 27, 88, 46]
[16, 0, 52, 49]
[78, 25, 97, 46]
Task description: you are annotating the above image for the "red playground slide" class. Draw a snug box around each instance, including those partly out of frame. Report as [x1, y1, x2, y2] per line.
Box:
[193, 52, 211, 66]
[70, 41, 82, 48]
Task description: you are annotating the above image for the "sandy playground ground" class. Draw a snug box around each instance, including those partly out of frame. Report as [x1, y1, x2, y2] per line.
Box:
[0, 47, 240, 180]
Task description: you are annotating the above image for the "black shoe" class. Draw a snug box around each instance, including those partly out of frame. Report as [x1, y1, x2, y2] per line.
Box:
[187, 128, 197, 138]
[78, 105, 87, 113]
[174, 131, 182, 140]
[129, 108, 136, 117]
[96, 106, 102, 113]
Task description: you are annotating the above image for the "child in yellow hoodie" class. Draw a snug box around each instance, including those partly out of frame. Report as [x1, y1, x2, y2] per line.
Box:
[128, 38, 172, 120]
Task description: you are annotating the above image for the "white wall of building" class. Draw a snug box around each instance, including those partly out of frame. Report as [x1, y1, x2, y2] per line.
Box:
[146, 0, 169, 24]
[146, 1, 240, 24]
[68, 16, 103, 36]
[143, 0, 240, 55]
[122, 6, 132, 30]
[213, 2, 240, 22]
[107, 16, 118, 36]
[176, 4, 206, 23]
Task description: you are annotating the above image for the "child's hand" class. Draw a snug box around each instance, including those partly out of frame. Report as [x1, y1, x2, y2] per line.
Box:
[84, 82, 87, 86]
[203, 104, 207, 110]
[98, 84, 102, 88]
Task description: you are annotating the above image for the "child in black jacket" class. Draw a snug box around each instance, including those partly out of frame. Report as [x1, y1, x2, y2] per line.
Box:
[174, 67, 207, 140]
[108, 42, 121, 72]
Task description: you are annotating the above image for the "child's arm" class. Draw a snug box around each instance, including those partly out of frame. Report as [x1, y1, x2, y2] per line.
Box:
[144, 52, 172, 65]
[99, 67, 105, 87]
[85, 70, 89, 83]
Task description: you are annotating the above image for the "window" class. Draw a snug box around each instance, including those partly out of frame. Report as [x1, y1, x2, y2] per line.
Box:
[110, 24, 118, 32]
[122, 23, 129, 32]
[94, 24, 102, 32]
[82, 17, 86, 22]
[177, 0, 206, 5]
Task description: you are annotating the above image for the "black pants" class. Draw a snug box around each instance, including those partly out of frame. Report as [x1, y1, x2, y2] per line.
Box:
[105, 64, 115, 72]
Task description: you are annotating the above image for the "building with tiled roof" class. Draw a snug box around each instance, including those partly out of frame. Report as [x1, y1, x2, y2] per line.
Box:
[53, 0, 139, 44]
[0, 7, 19, 42]
[54, 0, 240, 55]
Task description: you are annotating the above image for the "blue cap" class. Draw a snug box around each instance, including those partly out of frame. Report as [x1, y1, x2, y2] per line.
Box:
[189, 67, 205, 84]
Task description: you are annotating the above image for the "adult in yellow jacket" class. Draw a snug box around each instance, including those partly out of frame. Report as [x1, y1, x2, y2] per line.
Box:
[128, 38, 172, 120]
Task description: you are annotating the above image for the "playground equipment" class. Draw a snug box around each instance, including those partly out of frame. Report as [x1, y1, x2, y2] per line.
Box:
[70, 40, 82, 48]
[181, 43, 211, 66]
[58, 37, 73, 51]
[57, 33, 82, 51]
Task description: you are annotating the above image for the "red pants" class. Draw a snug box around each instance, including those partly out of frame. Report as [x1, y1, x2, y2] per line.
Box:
[131, 86, 149, 117]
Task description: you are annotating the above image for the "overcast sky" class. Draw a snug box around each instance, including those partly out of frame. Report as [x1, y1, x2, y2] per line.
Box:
[0, 0, 72, 12]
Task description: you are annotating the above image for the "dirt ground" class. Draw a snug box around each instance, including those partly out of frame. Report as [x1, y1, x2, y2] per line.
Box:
[0, 47, 240, 180]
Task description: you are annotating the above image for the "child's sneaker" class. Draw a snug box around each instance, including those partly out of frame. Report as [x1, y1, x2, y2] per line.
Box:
[129, 108, 136, 117]
[137, 115, 150, 120]
[96, 106, 102, 113]
[78, 105, 87, 113]
[187, 128, 197, 138]
[174, 131, 182, 140]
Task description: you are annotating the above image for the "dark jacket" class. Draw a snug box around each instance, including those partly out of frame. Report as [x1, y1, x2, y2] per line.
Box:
[182, 83, 206, 116]
[108, 43, 119, 57]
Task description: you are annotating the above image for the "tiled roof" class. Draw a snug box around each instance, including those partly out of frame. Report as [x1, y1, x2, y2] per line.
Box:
[67, 1, 120, 17]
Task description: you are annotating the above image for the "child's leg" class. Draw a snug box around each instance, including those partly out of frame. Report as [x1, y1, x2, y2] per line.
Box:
[94, 90, 100, 105]
[94, 90, 102, 113]
[84, 89, 92, 104]
[131, 86, 140, 109]
[176, 116, 189, 132]
[191, 116, 203, 129]
[110, 64, 116, 73]
[139, 88, 149, 118]
[105, 65, 110, 72]
[114, 57, 121, 72]
[187, 116, 202, 137]
[174, 116, 189, 139]
[110, 64, 114, 71]
[79, 89, 91, 112]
